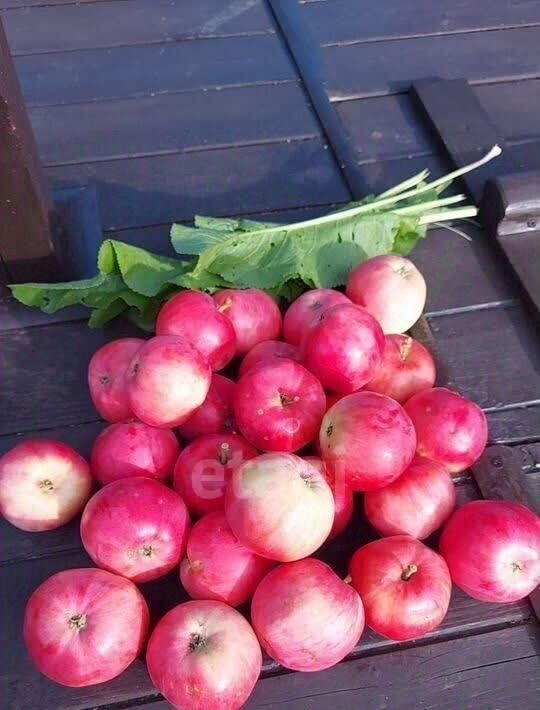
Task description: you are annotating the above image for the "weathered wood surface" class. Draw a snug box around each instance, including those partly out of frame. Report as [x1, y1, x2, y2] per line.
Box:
[0, 0, 114, 7]
[1, 0, 274, 54]
[46, 139, 349, 230]
[15, 34, 297, 107]
[1, 477, 535, 710]
[427, 304, 540, 409]
[336, 80, 540, 163]
[1, 2, 540, 708]
[320, 27, 540, 101]
[245, 625, 540, 709]
[31, 83, 319, 166]
[483, 172, 540, 320]
[301, 0, 540, 45]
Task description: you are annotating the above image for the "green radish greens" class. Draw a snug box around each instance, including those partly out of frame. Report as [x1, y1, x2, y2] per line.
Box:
[9, 146, 501, 330]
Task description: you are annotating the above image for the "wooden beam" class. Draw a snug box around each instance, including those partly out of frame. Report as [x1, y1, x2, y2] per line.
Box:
[0, 17, 59, 282]
[412, 77, 540, 323]
[411, 77, 516, 203]
[483, 173, 540, 322]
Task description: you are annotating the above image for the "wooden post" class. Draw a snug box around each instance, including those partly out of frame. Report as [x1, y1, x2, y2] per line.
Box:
[0, 17, 60, 282]
[412, 77, 540, 323]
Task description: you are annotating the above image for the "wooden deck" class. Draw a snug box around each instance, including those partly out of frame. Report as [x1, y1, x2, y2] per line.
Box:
[0, 1, 539, 708]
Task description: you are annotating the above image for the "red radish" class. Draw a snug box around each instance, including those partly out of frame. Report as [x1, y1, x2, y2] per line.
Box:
[364, 334, 436, 403]
[177, 374, 236, 440]
[234, 359, 326, 452]
[81, 477, 190, 583]
[302, 303, 384, 393]
[146, 600, 261, 710]
[346, 254, 426, 334]
[283, 288, 351, 347]
[251, 558, 364, 672]
[87, 338, 144, 422]
[304, 456, 354, 538]
[364, 456, 456, 539]
[0, 440, 91, 532]
[350, 535, 451, 641]
[90, 421, 179, 485]
[440, 500, 540, 603]
[239, 340, 302, 377]
[404, 387, 488, 473]
[320, 392, 416, 492]
[173, 433, 257, 517]
[156, 291, 236, 371]
[180, 511, 274, 606]
[225, 453, 334, 561]
[213, 288, 281, 355]
[24, 568, 149, 687]
[127, 335, 211, 428]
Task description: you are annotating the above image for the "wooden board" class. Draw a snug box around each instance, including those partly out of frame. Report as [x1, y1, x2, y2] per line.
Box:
[319, 27, 540, 100]
[336, 80, 540, 163]
[44, 139, 349, 230]
[0, 319, 143, 436]
[0, 0, 115, 7]
[1, 485, 534, 710]
[301, 0, 540, 45]
[30, 83, 319, 165]
[1, 540, 534, 710]
[2, 0, 274, 54]
[427, 304, 540, 410]
[44, 142, 540, 233]
[15, 34, 296, 107]
[487, 405, 540, 445]
[412, 224, 519, 315]
[244, 624, 540, 709]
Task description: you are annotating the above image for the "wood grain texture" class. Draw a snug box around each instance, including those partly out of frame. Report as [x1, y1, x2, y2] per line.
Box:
[0, 0, 116, 7]
[30, 83, 319, 165]
[78, 625, 540, 710]
[15, 34, 296, 107]
[412, 224, 519, 315]
[44, 139, 349, 230]
[44, 142, 540, 233]
[0, 319, 144, 436]
[487, 405, 540, 445]
[426, 304, 540, 410]
[336, 80, 540, 163]
[2, 0, 274, 55]
[412, 78, 516, 203]
[302, 0, 540, 45]
[519, 441, 540, 472]
[472, 445, 539, 514]
[245, 625, 540, 709]
[320, 27, 540, 100]
[483, 172, 540, 321]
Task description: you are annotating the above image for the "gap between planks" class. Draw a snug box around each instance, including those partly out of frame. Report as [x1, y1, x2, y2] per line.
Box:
[3, 30, 277, 58]
[317, 22, 540, 48]
[70, 618, 539, 710]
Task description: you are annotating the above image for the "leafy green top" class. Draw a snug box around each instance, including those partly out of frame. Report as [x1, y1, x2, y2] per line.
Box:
[9, 146, 501, 330]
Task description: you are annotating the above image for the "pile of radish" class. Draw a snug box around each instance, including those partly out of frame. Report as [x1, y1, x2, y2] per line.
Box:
[1, 254, 539, 710]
